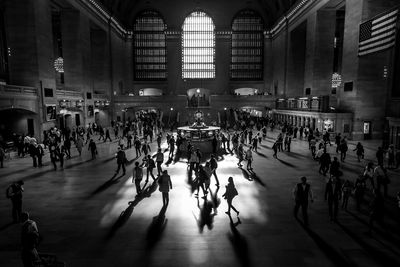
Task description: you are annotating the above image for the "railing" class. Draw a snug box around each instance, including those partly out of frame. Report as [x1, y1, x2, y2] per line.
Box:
[0, 84, 38, 96]
[56, 89, 83, 98]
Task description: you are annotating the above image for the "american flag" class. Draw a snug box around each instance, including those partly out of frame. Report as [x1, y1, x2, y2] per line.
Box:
[358, 8, 399, 56]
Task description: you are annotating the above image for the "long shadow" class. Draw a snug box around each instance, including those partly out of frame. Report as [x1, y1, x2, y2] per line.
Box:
[346, 210, 400, 245]
[248, 170, 266, 187]
[227, 214, 250, 267]
[105, 180, 159, 240]
[89, 174, 124, 197]
[336, 221, 400, 266]
[146, 205, 168, 249]
[277, 158, 298, 169]
[193, 196, 216, 233]
[240, 168, 253, 181]
[255, 151, 268, 158]
[21, 156, 115, 182]
[297, 218, 356, 267]
[0, 222, 14, 232]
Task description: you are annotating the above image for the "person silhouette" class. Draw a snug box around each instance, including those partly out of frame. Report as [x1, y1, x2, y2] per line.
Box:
[158, 170, 172, 207]
[222, 177, 239, 216]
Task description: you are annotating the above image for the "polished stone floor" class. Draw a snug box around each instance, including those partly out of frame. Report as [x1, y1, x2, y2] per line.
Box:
[1, 131, 400, 267]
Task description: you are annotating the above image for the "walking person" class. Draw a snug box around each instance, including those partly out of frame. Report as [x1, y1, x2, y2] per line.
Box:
[353, 142, 364, 162]
[142, 155, 156, 182]
[158, 170, 172, 207]
[341, 180, 352, 210]
[209, 154, 219, 186]
[105, 128, 112, 142]
[293, 176, 314, 227]
[325, 177, 342, 222]
[363, 162, 375, 189]
[354, 176, 366, 211]
[36, 144, 44, 168]
[88, 139, 97, 159]
[115, 147, 127, 176]
[134, 138, 142, 158]
[20, 212, 40, 267]
[339, 139, 348, 162]
[132, 162, 143, 195]
[237, 143, 244, 167]
[154, 148, 164, 176]
[374, 164, 389, 197]
[272, 142, 278, 158]
[222, 177, 239, 216]
[76, 136, 83, 156]
[245, 147, 253, 170]
[6, 181, 24, 223]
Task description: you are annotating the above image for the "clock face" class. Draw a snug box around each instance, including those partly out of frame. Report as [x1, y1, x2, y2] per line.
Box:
[195, 111, 203, 119]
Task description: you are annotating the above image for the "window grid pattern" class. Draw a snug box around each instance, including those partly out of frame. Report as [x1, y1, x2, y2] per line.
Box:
[182, 11, 215, 79]
[231, 10, 264, 80]
[134, 11, 167, 80]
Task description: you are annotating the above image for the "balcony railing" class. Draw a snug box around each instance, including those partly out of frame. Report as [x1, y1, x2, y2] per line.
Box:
[56, 89, 83, 99]
[0, 84, 38, 96]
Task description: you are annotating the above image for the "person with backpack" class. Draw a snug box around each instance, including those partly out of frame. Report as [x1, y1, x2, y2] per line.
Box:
[6, 180, 24, 223]
[132, 162, 143, 195]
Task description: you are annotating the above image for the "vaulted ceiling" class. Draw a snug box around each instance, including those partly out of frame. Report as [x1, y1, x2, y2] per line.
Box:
[97, 0, 297, 29]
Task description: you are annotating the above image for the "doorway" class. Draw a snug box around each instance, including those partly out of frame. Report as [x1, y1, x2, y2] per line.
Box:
[27, 119, 34, 136]
[363, 121, 371, 140]
[75, 114, 81, 126]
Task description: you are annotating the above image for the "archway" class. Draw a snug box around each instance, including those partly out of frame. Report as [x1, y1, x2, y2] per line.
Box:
[0, 108, 38, 145]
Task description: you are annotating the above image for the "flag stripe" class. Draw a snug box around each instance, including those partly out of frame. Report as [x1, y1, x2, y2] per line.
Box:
[359, 36, 395, 51]
[360, 29, 395, 45]
[372, 16, 397, 30]
[358, 8, 399, 56]
[359, 42, 394, 56]
[372, 9, 398, 24]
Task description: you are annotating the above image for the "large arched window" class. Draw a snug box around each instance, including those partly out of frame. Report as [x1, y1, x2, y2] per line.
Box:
[133, 10, 167, 80]
[231, 10, 264, 80]
[182, 11, 215, 79]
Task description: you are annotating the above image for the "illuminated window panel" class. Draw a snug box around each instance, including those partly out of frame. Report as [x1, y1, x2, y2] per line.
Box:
[182, 11, 215, 79]
[231, 10, 264, 80]
[133, 10, 167, 80]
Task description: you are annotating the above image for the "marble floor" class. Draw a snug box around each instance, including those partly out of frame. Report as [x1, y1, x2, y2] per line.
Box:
[0, 132, 399, 267]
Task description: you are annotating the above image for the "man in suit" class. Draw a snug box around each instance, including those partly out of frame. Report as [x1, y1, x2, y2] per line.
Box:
[115, 147, 126, 176]
[293, 176, 314, 227]
[325, 176, 342, 222]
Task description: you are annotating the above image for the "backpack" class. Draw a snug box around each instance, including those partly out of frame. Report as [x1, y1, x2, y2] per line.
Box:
[149, 159, 156, 168]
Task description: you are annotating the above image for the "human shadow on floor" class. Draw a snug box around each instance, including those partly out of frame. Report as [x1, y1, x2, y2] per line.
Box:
[296, 218, 355, 267]
[227, 213, 249, 267]
[277, 158, 298, 169]
[22, 156, 115, 182]
[336, 221, 400, 265]
[146, 205, 168, 249]
[248, 170, 266, 187]
[209, 186, 221, 215]
[345, 210, 400, 246]
[105, 180, 159, 240]
[193, 195, 216, 233]
[240, 168, 253, 181]
[187, 169, 198, 194]
[89, 173, 125, 197]
[0, 222, 14, 232]
[255, 151, 268, 158]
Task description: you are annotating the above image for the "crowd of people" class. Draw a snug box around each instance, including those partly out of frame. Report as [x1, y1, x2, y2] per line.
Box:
[2, 112, 400, 266]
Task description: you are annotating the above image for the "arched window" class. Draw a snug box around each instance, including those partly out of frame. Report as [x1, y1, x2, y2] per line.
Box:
[231, 10, 264, 80]
[182, 11, 215, 79]
[133, 10, 167, 80]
